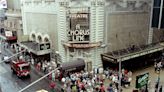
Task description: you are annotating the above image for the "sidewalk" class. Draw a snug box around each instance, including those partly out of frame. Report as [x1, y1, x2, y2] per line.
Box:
[102, 66, 163, 92]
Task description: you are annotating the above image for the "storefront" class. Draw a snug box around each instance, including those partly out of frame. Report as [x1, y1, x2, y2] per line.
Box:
[18, 41, 52, 63]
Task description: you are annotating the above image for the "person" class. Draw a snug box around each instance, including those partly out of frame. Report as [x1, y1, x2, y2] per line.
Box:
[37, 62, 41, 71]
[155, 82, 159, 92]
[99, 83, 105, 92]
[31, 58, 34, 65]
[107, 83, 114, 92]
[49, 81, 56, 92]
[154, 62, 157, 72]
[145, 84, 148, 92]
[72, 84, 77, 92]
[159, 85, 163, 92]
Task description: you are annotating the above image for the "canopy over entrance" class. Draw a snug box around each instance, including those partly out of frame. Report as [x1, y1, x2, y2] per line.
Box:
[60, 58, 85, 72]
[18, 41, 51, 56]
[101, 43, 164, 63]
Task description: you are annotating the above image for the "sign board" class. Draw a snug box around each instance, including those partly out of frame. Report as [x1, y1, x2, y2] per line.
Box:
[5, 31, 12, 37]
[102, 56, 117, 63]
[0, 0, 7, 8]
[136, 73, 149, 89]
[39, 43, 50, 50]
[67, 9, 90, 42]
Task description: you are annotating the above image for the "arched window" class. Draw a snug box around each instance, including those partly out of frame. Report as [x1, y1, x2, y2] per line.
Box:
[38, 35, 42, 42]
[44, 37, 49, 42]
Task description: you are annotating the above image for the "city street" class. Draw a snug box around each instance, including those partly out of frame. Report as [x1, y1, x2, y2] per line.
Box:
[0, 43, 164, 92]
[0, 44, 51, 92]
[1, 0, 164, 92]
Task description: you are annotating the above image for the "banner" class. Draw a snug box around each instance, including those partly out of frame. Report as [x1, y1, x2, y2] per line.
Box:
[136, 73, 149, 89]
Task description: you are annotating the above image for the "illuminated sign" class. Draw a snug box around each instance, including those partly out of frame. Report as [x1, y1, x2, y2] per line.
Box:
[67, 12, 90, 42]
[67, 24, 90, 41]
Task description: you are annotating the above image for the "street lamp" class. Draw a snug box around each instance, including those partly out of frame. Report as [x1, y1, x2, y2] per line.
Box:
[55, 51, 60, 67]
[118, 58, 122, 92]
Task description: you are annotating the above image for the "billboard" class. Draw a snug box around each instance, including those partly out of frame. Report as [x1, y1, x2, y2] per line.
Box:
[0, 0, 7, 8]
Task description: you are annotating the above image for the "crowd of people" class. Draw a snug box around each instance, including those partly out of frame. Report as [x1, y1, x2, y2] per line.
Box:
[51, 68, 133, 92]
[5, 42, 163, 92]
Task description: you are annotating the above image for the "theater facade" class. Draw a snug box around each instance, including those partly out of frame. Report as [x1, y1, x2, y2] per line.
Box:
[20, 0, 107, 71]
[20, 0, 159, 70]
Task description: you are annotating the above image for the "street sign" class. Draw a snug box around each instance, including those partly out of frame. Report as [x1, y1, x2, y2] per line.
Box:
[136, 72, 149, 89]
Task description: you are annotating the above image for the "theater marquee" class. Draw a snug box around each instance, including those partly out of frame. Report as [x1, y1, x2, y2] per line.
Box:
[64, 8, 101, 48]
[67, 12, 90, 42]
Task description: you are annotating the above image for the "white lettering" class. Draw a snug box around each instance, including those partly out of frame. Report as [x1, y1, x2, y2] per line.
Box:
[70, 14, 88, 18]
[67, 29, 90, 36]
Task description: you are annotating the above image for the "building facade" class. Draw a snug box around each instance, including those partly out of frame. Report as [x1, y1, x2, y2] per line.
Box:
[20, 0, 162, 70]
[21, 0, 106, 70]
[0, 9, 22, 47]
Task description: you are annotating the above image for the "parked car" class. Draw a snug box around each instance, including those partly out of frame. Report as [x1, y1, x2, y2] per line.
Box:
[2, 55, 10, 63]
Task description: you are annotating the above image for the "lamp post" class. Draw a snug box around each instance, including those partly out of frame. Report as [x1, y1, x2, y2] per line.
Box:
[55, 51, 60, 67]
[118, 59, 122, 92]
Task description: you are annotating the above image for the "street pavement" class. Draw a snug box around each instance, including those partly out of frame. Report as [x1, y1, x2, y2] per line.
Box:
[0, 44, 52, 92]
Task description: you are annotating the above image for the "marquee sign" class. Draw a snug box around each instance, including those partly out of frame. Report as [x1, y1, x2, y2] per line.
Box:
[39, 43, 50, 50]
[67, 24, 90, 42]
[67, 12, 90, 42]
[63, 41, 101, 48]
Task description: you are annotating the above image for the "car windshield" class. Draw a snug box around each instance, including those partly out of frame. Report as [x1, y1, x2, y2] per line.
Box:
[22, 66, 30, 70]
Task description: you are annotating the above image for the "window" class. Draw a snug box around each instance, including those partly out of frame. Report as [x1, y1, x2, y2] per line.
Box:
[22, 66, 30, 70]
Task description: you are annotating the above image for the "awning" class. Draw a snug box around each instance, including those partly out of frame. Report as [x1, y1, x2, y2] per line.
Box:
[17, 41, 52, 56]
[101, 43, 164, 63]
[61, 58, 85, 72]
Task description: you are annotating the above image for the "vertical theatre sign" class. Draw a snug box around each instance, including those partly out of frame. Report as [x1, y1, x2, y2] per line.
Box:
[67, 12, 90, 42]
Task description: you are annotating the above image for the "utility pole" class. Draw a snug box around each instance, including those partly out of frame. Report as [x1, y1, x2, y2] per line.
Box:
[118, 54, 122, 92]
